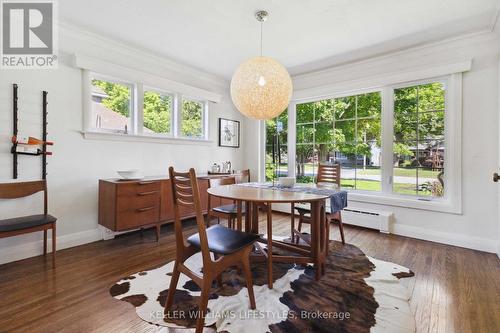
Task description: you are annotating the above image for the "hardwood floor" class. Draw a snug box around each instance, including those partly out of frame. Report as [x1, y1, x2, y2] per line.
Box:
[0, 212, 498, 333]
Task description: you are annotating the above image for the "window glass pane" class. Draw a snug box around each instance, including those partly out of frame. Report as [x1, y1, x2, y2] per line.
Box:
[181, 99, 203, 137]
[296, 103, 314, 124]
[393, 82, 445, 198]
[296, 144, 316, 183]
[335, 120, 356, 142]
[266, 112, 288, 181]
[91, 79, 131, 132]
[338, 149, 357, 190]
[357, 116, 381, 143]
[315, 122, 333, 144]
[314, 99, 335, 122]
[417, 82, 446, 112]
[143, 90, 172, 134]
[296, 123, 314, 144]
[357, 92, 381, 118]
[334, 96, 356, 120]
[355, 140, 381, 191]
[419, 111, 444, 140]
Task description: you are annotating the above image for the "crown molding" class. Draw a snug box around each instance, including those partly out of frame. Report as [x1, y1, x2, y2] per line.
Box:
[58, 21, 229, 91]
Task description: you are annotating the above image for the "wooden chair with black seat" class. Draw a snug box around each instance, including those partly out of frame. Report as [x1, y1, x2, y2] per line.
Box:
[294, 163, 346, 245]
[0, 180, 57, 267]
[164, 167, 259, 333]
[207, 177, 244, 229]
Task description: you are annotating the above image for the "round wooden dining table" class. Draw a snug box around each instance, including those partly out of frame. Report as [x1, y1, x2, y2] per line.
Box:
[207, 184, 329, 289]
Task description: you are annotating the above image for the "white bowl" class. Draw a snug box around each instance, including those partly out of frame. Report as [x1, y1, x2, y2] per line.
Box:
[117, 169, 141, 179]
[278, 177, 295, 188]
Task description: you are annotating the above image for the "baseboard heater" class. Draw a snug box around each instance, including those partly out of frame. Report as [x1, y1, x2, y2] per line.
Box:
[341, 207, 393, 233]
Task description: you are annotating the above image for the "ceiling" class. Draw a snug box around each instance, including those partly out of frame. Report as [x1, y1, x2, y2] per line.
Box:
[60, 0, 499, 80]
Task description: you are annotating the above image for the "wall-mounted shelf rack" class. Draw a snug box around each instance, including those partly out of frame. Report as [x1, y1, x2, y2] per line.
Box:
[11, 84, 50, 179]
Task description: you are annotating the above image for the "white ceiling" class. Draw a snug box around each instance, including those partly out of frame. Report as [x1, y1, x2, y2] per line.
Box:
[60, 0, 499, 80]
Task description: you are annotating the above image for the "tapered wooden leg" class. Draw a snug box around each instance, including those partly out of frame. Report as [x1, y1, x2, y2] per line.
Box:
[311, 202, 321, 281]
[338, 212, 345, 245]
[242, 248, 256, 309]
[290, 203, 295, 242]
[244, 201, 251, 233]
[266, 203, 273, 289]
[43, 229, 47, 255]
[196, 277, 212, 333]
[51, 223, 56, 268]
[165, 263, 180, 312]
[236, 200, 243, 231]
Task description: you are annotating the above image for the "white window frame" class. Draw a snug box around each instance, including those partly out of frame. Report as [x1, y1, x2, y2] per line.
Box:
[89, 73, 135, 135]
[264, 73, 463, 214]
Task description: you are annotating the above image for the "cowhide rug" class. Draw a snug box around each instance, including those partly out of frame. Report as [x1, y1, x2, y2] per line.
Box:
[110, 239, 415, 333]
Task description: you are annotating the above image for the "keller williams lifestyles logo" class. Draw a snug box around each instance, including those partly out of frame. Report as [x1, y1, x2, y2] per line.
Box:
[1, 0, 57, 68]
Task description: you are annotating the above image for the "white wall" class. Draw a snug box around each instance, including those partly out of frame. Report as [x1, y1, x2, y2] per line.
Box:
[265, 32, 499, 253]
[0, 24, 244, 264]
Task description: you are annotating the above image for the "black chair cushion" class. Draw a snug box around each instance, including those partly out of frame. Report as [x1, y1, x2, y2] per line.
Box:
[296, 206, 334, 215]
[0, 214, 56, 232]
[187, 224, 259, 255]
[212, 204, 246, 215]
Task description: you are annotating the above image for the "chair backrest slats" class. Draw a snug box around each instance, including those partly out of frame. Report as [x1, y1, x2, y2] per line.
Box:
[233, 169, 250, 183]
[169, 167, 211, 263]
[316, 164, 341, 186]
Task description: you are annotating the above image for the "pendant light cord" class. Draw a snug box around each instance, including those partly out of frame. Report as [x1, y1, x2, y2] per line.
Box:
[260, 21, 263, 57]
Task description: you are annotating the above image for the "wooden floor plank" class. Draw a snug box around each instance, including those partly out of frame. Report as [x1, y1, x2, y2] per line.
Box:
[0, 212, 498, 333]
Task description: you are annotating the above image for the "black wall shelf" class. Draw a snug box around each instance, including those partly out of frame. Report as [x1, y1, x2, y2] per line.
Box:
[11, 84, 50, 179]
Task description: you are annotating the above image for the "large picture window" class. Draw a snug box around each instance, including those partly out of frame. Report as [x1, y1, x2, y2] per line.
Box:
[295, 92, 382, 191]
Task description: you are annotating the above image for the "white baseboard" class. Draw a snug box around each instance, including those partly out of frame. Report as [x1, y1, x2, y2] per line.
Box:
[0, 228, 102, 265]
[392, 224, 499, 254]
[273, 203, 498, 254]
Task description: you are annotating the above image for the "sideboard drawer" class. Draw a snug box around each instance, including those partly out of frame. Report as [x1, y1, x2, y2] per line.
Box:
[116, 205, 160, 230]
[116, 192, 160, 212]
[117, 181, 160, 197]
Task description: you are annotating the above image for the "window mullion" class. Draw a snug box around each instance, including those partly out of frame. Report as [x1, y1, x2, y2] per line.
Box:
[173, 94, 181, 137]
[381, 87, 394, 194]
[135, 83, 144, 135]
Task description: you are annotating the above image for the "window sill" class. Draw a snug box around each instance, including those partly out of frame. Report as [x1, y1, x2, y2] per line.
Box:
[81, 130, 213, 145]
[347, 191, 461, 214]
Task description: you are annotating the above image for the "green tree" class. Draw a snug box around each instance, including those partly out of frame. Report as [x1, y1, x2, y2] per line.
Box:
[143, 92, 171, 133]
[92, 80, 130, 117]
[181, 100, 203, 137]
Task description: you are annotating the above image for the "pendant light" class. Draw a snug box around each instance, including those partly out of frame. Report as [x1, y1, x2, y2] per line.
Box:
[230, 10, 293, 120]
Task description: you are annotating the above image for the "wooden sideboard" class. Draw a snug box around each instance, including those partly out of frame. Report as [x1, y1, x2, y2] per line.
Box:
[98, 174, 240, 240]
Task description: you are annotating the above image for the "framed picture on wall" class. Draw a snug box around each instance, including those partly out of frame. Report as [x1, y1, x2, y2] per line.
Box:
[218, 118, 240, 148]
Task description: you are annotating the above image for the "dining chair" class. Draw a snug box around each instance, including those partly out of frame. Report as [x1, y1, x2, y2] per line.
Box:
[207, 177, 244, 229]
[0, 180, 57, 267]
[294, 163, 346, 245]
[164, 167, 259, 333]
[233, 169, 250, 183]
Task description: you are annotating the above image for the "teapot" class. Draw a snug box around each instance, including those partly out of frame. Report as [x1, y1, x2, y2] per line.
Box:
[211, 163, 221, 173]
